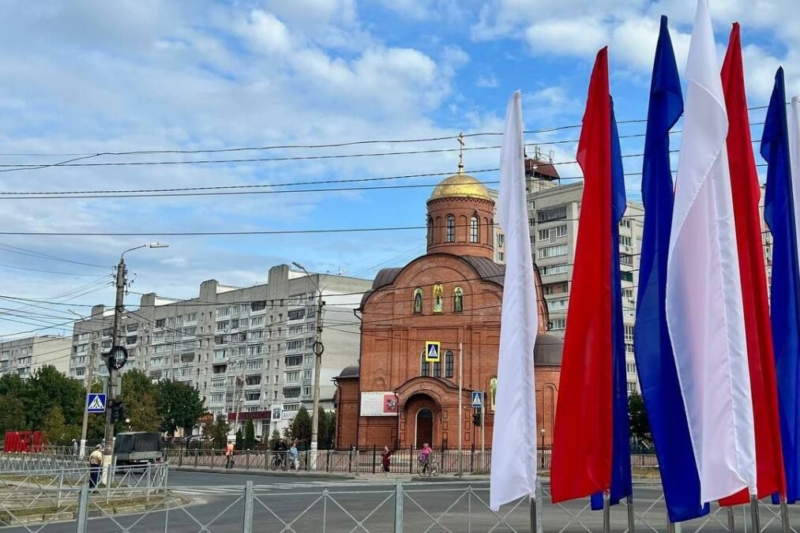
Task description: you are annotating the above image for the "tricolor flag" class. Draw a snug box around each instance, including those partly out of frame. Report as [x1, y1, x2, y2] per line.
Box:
[490, 91, 539, 512]
[634, 16, 708, 523]
[551, 48, 630, 505]
[763, 69, 800, 504]
[665, 0, 756, 504]
[791, 96, 800, 255]
[720, 23, 785, 506]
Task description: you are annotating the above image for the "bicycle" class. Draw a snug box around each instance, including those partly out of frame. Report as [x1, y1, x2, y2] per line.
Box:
[417, 456, 439, 477]
[270, 452, 288, 471]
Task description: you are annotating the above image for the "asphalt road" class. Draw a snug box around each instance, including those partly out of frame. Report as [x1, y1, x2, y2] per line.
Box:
[1, 472, 795, 533]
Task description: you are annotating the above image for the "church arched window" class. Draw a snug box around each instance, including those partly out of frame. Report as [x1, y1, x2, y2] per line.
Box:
[446, 215, 455, 243]
[427, 217, 433, 245]
[470, 216, 479, 243]
[413, 288, 423, 314]
[453, 287, 463, 313]
[420, 350, 429, 377]
[445, 350, 454, 378]
[433, 284, 443, 313]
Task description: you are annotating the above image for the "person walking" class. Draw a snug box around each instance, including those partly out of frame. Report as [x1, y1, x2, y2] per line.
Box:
[289, 441, 299, 471]
[225, 441, 235, 469]
[381, 446, 393, 475]
[89, 445, 103, 491]
[418, 443, 433, 475]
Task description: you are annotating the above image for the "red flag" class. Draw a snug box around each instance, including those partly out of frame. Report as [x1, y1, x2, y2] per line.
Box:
[551, 48, 613, 503]
[719, 22, 786, 505]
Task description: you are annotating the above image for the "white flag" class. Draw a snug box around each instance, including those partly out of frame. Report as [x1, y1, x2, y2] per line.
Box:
[665, 0, 756, 504]
[790, 96, 800, 252]
[490, 91, 539, 511]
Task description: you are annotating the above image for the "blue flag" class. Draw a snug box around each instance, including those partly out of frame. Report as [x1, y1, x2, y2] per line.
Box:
[763, 67, 800, 504]
[633, 15, 709, 523]
[590, 97, 632, 511]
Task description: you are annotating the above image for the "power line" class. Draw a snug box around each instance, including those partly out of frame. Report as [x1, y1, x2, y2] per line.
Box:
[0, 243, 111, 269]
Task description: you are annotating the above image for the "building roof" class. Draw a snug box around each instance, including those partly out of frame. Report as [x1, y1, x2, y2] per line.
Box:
[534, 333, 563, 366]
[428, 173, 493, 202]
[336, 365, 360, 379]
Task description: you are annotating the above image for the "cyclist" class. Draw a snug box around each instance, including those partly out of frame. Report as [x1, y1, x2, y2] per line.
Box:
[418, 443, 433, 475]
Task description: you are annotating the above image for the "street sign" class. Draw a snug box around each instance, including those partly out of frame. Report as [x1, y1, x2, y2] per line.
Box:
[471, 391, 483, 408]
[425, 341, 441, 362]
[87, 393, 107, 413]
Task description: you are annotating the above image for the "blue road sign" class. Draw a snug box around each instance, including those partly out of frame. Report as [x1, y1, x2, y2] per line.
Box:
[87, 393, 107, 413]
[471, 391, 483, 408]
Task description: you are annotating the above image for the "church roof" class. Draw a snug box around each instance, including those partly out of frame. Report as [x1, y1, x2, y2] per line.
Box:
[361, 255, 505, 309]
[428, 173, 493, 202]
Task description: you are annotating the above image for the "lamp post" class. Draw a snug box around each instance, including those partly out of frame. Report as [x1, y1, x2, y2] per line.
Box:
[292, 262, 325, 470]
[102, 243, 168, 483]
[540, 428, 546, 470]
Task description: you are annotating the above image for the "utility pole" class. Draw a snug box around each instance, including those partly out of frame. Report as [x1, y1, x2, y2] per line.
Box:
[101, 255, 126, 483]
[292, 262, 325, 470]
[79, 333, 97, 458]
[102, 242, 168, 484]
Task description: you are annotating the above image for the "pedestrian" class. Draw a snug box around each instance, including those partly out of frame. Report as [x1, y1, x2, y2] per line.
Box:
[225, 441, 235, 469]
[418, 442, 433, 475]
[381, 446, 393, 475]
[89, 444, 103, 491]
[289, 441, 299, 471]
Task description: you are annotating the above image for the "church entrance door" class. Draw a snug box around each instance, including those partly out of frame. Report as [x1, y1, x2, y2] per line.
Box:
[416, 408, 433, 449]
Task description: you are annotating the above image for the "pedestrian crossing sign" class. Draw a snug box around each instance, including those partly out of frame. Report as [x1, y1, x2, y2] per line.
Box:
[425, 341, 441, 362]
[87, 393, 106, 413]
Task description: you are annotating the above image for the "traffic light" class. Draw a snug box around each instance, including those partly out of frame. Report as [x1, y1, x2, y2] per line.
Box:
[110, 400, 126, 424]
[473, 412, 481, 427]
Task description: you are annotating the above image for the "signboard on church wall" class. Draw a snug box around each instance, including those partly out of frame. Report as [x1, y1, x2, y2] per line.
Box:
[360, 392, 399, 416]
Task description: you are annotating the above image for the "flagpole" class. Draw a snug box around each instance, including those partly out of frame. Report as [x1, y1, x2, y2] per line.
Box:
[603, 491, 611, 533]
[727, 506, 735, 532]
[781, 497, 790, 533]
[750, 495, 760, 533]
[627, 494, 636, 533]
[458, 342, 463, 477]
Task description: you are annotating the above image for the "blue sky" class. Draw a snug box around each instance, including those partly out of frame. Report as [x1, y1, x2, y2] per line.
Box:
[0, 0, 797, 338]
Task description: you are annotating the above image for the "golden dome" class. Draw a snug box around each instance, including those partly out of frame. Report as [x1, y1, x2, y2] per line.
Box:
[428, 173, 493, 202]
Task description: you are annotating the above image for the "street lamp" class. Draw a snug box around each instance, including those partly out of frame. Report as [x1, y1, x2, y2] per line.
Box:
[291, 261, 325, 470]
[540, 428, 546, 470]
[102, 242, 169, 482]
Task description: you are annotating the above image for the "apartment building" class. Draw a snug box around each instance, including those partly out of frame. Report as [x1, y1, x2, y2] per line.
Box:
[69, 264, 371, 438]
[0, 335, 72, 378]
[523, 154, 645, 393]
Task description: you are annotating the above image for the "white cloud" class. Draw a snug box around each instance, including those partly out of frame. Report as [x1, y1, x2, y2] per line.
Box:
[242, 10, 293, 55]
[524, 18, 609, 57]
[477, 75, 498, 88]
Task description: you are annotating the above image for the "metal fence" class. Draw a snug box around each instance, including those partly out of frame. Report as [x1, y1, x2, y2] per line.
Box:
[0, 478, 794, 533]
[164, 447, 660, 475]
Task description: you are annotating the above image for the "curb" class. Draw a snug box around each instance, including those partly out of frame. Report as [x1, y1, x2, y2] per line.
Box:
[171, 467, 357, 480]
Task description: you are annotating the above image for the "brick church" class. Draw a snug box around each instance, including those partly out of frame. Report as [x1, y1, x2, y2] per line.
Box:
[334, 165, 563, 451]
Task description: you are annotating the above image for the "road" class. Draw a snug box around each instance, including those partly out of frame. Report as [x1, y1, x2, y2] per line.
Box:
[0, 471, 794, 532]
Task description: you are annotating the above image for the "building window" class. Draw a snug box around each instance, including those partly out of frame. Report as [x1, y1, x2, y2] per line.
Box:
[547, 298, 568, 312]
[540, 264, 569, 276]
[413, 288, 423, 314]
[470, 216, 479, 243]
[433, 284, 443, 314]
[620, 235, 633, 247]
[624, 325, 634, 343]
[427, 217, 434, 244]
[446, 215, 455, 243]
[421, 351, 429, 377]
[445, 350, 453, 378]
[627, 381, 637, 394]
[433, 360, 441, 378]
[620, 253, 634, 266]
[539, 244, 568, 258]
[621, 271, 634, 282]
[453, 287, 463, 313]
[537, 206, 567, 223]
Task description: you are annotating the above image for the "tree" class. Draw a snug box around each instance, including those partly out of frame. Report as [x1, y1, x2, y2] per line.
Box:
[268, 429, 281, 451]
[120, 370, 160, 432]
[628, 393, 652, 450]
[244, 420, 256, 450]
[0, 395, 26, 435]
[208, 415, 229, 449]
[319, 409, 336, 450]
[157, 380, 205, 436]
[24, 366, 85, 430]
[41, 406, 77, 445]
[235, 429, 243, 451]
[289, 406, 312, 445]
